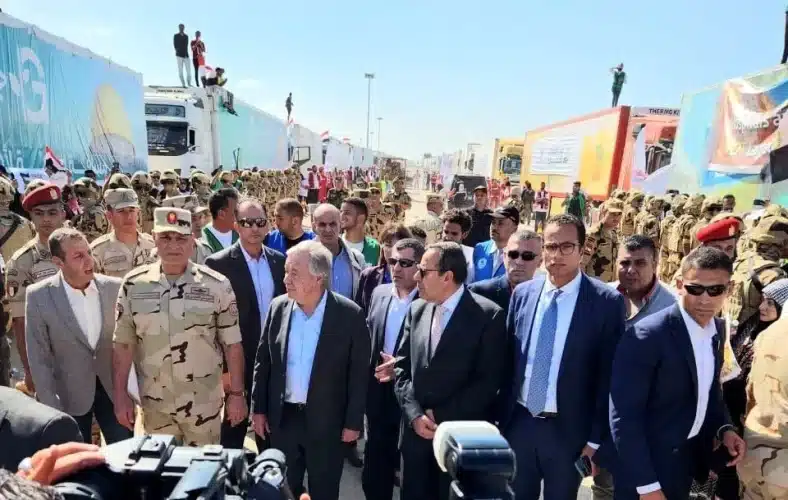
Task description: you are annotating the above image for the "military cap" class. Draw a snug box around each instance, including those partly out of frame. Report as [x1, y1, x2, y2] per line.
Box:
[603, 199, 624, 213]
[160, 170, 179, 183]
[191, 171, 211, 185]
[219, 171, 233, 182]
[131, 170, 152, 186]
[696, 217, 741, 243]
[161, 194, 205, 214]
[701, 196, 723, 212]
[750, 216, 788, 246]
[0, 176, 16, 195]
[105, 172, 131, 189]
[764, 203, 788, 218]
[153, 207, 191, 235]
[426, 194, 444, 204]
[627, 190, 645, 202]
[104, 188, 139, 210]
[23, 183, 61, 211]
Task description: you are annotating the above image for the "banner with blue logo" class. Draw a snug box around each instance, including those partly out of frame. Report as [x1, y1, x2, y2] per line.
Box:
[0, 13, 148, 187]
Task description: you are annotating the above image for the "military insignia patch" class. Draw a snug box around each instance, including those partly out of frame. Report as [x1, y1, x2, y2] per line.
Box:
[167, 211, 178, 224]
[49, 188, 58, 200]
[229, 301, 238, 317]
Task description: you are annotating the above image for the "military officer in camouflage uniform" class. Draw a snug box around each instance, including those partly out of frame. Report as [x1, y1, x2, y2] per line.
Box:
[160, 170, 182, 198]
[364, 187, 390, 241]
[618, 190, 644, 239]
[690, 196, 723, 250]
[726, 216, 788, 332]
[665, 194, 704, 283]
[505, 187, 526, 223]
[72, 177, 108, 242]
[657, 194, 685, 283]
[131, 171, 159, 234]
[0, 176, 35, 264]
[383, 177, 412, 222]
[413, 194, 444, 244]
[6, 184, 67, 394]
[112, 207, 247, 446]
[326, 182, 349, 209]
[190, 171, 214, 207]
[152, 195, 213, 264]
[90, 189, 156, 278]
[582, 199, 623, 282]
[632, 194, 653, 233]
[635, 196, 663, 248]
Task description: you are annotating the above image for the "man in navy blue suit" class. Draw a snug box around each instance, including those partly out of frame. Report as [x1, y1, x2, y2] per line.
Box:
[469, 229, 542, 311]
[499, 213, 626, 500]
[610, 246, 746, 500]
[472, 206, 519, 283]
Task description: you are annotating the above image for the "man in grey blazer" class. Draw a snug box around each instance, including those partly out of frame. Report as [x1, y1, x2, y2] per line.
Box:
[25, 228, 131, 445]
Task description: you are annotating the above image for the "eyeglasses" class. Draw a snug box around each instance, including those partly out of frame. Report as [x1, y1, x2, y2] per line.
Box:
[237, 217, 267, 228]
[543, 242, 578, 255]
[507, 250, 538, 261]
[388, 258, 416, 268]
[683, 283, 727, 297]
[416, 264, 440, 275]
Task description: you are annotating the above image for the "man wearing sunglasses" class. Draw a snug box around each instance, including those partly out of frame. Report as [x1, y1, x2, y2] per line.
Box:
[472, 206, 519, 283]
[205, 198, 286, 450]
[610, 247, 746, 500]
[469, 230, 542, 311]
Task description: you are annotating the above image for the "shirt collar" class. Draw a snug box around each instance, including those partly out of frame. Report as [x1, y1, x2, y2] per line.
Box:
[616, 275, 660, 303]
[543, 270, 583, 296]
[679, 304, 716, 336]
[392, 286, 418, 303]
[62, 274, 98, 295]
[240, 244, 267, 264]
[294, 290, 328, 319]
[439, 285, 465, 314]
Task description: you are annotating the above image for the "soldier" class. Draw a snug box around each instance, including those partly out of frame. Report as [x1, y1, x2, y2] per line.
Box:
[412, 194, 444, 245]
[0, 176, 35, 264]
[153, 195, 213, 264]
[131, 171, 159, 234]
[690, 196, 723, 250]
[6, 184, 66, 394]
[738, 203, 788, 256]
[382, 177, 412, 222]
[160, 170, 181, 198]
[635, 196, 663, 248]
[657, 194, 685, 282]
[695, 215, 742, 260]
[618, 191, 644, 239]
[326, 181, 349, 209]
[111, 207, 247, 446]
[726, 216, 788, 332]
[101, 172, 132, 197]
[190, 171, 213, 207]
[665, 194, 704, 283]
[365, 187, 391, 242]
[582, 199, 623, 282]
[633, 194, 653, 233]
[71, 177, 108, 243]
[504, 187, 526, 223]
[90, 189, 156, 278]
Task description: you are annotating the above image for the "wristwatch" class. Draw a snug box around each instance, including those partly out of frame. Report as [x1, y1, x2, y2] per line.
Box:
[227, 389, 245, 398]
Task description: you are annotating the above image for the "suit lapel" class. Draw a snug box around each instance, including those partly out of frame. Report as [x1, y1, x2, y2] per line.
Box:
[557, 274, 591, 382]
[95, 277, 112, 344]
[277, 299, 294, 374]
[670, 305, 699, 401]
[308, 293, 339, 400]
[231, 244, 260, 315]
[377, 292, 394, 353]
[50, 275, 92, 352]
[514, 279, 543, 391]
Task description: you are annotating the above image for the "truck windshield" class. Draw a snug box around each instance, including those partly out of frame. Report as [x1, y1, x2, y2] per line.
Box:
[147, 121, 188, 156]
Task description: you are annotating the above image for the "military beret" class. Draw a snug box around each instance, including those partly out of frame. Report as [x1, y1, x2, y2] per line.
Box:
[23, 183, 61, 212]
[696, 217, 741, 243]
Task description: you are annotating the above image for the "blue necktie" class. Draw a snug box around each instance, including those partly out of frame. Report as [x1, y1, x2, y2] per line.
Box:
[526, 289, 562, 414]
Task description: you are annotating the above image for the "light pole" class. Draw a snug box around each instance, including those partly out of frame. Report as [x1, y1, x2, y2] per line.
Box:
[364, 73, 375, 149]
[376, 117, 383, 152]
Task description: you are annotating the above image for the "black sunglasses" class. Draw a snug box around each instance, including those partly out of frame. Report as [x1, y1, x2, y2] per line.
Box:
[388, 258, 416, 268]
[507, 250, 538, 261]
[684, 283, 727, 297]
[238, 217, 267, 228]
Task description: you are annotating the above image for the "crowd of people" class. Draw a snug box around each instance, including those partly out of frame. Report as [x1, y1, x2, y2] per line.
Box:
[0, 162, 787, 500]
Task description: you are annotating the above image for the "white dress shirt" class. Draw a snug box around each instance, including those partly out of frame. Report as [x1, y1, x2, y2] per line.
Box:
[430, 285, 465, 354]
[461, 245, 475, 284]
[518, 271, 583, 413]
[383, 287, 418, 355]
[636, 306, 716, 495]
[63, 277, 101, 349]
[241, 245, 275, 325]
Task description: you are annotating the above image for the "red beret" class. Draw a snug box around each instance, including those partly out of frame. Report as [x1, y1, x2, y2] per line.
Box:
[23, 184, 61, 212]
[696, 217, 741, 243]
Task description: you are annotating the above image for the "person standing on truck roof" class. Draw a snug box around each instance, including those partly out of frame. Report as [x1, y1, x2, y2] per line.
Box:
[611, 63, 626, 107]
[191, 31, 206, 87]
[285, 93, 293, 120]
[174, 24, 191, 87]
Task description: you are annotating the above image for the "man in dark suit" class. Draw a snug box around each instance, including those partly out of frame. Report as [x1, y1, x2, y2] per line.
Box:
[0, 385, 83, 470]
[205, 198, 285, 450]
[610, 247, 746, 500]
[251, 240, 370, 500]
[469, 229, 543, 311]
[395, 241, 508, 500]
[498, 214, 627, 500]
[362, 238, 424, 500]
[355, 224, 412, 314]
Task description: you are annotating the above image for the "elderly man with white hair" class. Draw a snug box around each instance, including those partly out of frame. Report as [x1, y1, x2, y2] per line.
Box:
[250, 240, 371, 500]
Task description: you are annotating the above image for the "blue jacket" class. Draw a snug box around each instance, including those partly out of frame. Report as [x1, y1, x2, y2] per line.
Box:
[263, 229, 316, 255]
[472, 240, 505, 283]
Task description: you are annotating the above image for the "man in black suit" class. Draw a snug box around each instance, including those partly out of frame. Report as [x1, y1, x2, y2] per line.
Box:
[362, 238, 425, 500]
[0, 386, 83, 470]
[205, 198, 285, 450]
[394, 241, 508, 500]
[469, 229, 543, 311]
[355, 224, 412, 314]
[610, 247, 746, 500]
[251, 240, 370, 500]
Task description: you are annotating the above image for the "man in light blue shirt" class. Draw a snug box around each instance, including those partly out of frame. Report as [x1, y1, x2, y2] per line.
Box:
[285, 291, 328, 403]
[313, 203, 365, 300]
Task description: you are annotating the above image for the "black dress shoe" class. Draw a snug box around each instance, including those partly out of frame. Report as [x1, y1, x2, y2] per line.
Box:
[345, 441, 364, 468]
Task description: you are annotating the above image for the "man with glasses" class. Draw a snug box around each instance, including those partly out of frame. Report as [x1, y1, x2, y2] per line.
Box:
[112, 207, 247, 446]
[498, 214, 626, 500]
[206, 198, 286, 450]
[610, 247, 746, 500]
[469, 230, 542, 311]
[363, 238, 424, 500]
[472, 206, 519, 283]
[395, 241, 507, 500]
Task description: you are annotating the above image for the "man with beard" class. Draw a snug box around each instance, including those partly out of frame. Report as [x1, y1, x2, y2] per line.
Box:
[472, 206, 519, 283]
[341, 197, 380, 266]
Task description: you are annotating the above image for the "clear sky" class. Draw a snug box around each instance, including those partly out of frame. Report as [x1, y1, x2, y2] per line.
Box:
[3, 0, 787, 161]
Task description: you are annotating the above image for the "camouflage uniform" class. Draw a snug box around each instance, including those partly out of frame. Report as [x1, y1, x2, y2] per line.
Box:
[582, 200, 623, 283]
[382, 190, 412, 222]
[161, 170, 182, 198]
[618, 191, 644, 239]
[504, 193, 526, 224]
[636, 197, 663, 248]
[738, 204, 788, 256]
[326, 187, 349, 209]
[726, 217, 788, 329]
[190, 171, 213, 207]
[72, 177, 108, 242]
[665, 194, 704, 282]
[657, 195, 685, 283]
[690, 197, 723, 250]
[131, 171, 159, 234]
[5, 240, 59, 320]
[366, 205, 394, 242]
[413, 195, 444, 245]
[113, 209, 242, 446]
[633, 195, 653, 234]
[0, 177, 35, 264]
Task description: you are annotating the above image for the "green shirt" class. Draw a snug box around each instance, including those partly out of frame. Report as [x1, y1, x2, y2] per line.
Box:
[612, 70, 626, 91]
